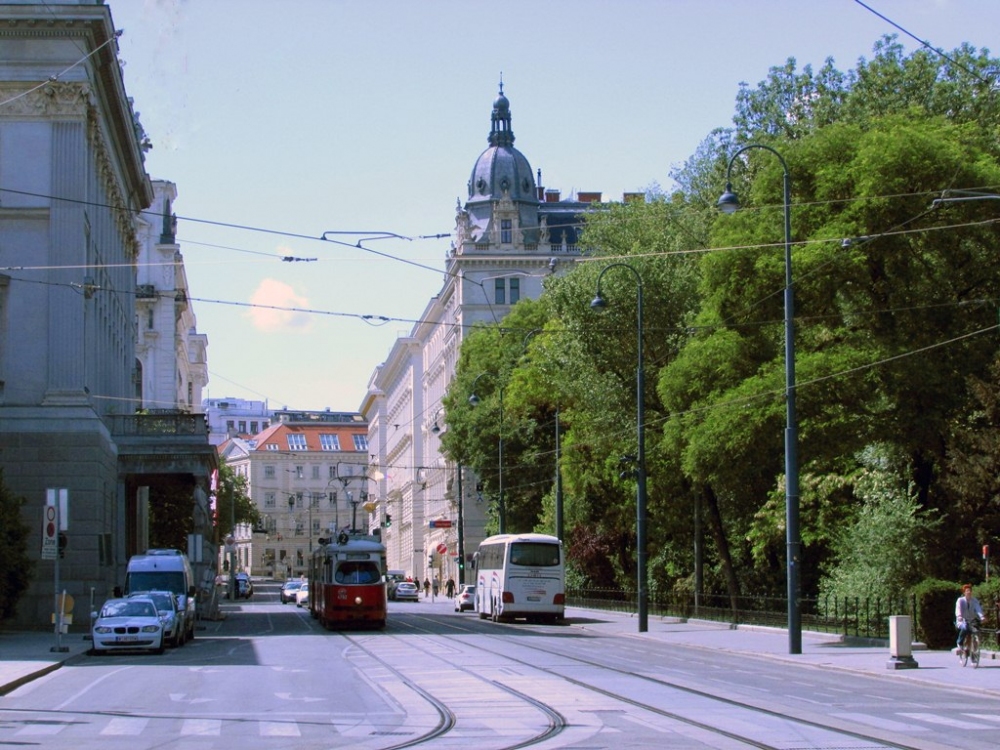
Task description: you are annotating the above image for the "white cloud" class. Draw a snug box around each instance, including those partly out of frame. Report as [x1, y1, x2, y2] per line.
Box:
[247, 279, 311, 332]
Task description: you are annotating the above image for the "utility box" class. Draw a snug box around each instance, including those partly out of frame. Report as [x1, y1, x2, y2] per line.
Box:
[887, 615, 919, 670]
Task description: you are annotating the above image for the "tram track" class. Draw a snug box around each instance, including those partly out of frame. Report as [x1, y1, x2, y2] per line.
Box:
[368, 612, 951, 750]
[340, 629, 566, 749]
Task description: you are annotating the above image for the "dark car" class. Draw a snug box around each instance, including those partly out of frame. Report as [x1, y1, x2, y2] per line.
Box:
[233, 572, 253, 599]
[280, 579, 303, 604]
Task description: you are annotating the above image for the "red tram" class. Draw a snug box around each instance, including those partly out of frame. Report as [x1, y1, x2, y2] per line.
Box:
[308, 531, 387, 629]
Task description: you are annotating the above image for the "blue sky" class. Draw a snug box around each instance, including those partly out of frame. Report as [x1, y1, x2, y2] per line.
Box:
[108, 0, 1000, 413]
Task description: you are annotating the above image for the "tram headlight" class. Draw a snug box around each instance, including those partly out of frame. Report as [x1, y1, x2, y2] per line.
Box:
[354, 596, 362, 606]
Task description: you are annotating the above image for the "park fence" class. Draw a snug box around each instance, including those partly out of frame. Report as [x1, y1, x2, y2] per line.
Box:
[566, 588, 936, 642]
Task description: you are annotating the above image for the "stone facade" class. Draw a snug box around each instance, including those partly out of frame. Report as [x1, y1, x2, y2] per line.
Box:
[0, 3, 216, 628]
[134, 181, 209, 414]
[360, 87, 593, 584]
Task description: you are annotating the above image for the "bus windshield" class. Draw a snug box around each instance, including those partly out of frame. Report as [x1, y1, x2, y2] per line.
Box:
[509, 542, 560, 567]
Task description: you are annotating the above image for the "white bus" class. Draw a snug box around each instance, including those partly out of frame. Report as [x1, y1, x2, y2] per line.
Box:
[473, 533, 565, 623]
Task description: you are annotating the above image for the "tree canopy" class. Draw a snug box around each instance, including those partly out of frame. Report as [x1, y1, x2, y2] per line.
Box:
[441, 35, 1000, 602]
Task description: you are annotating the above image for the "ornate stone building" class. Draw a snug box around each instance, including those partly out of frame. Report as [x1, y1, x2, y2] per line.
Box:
[0, 2, 216, 627]
[360, 86, 598, 584]
[135, 180, 209, 413]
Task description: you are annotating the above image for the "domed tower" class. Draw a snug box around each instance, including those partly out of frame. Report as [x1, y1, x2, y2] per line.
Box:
[456, 83, 540, 252]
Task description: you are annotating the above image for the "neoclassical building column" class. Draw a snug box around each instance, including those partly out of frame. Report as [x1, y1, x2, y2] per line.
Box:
[44, 120, 88, 404]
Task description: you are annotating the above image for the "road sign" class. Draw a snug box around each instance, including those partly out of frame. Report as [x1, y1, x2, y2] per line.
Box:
[436, 543, 448, 555]
[429, 519, 452, 528]
[41, 505, 58, 560]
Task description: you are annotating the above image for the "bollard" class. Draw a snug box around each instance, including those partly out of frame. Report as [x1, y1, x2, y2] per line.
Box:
[887, 615, 919, 669]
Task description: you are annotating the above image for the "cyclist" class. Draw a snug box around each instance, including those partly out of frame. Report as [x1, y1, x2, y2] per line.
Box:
[955, 583, 984, 656]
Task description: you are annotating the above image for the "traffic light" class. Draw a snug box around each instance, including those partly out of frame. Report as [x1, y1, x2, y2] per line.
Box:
[458, 558, 464, 571]
[428, 555, 433, 567]
[385, 514, 392, 527]
[58, 532, 67, 559]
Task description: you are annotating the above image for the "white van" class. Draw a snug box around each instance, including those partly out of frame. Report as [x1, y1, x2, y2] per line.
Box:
[124, 549, 197, 642]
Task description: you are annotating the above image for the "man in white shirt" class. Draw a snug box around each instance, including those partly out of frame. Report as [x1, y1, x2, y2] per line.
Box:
[955, 583, 984, 655]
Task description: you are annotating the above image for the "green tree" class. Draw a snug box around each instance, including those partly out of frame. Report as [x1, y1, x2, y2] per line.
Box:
[819, 444, 941, 602]
[0, 470, 34, 620]
[662, 34, 1000, 599]
[214, 464, 260, 540]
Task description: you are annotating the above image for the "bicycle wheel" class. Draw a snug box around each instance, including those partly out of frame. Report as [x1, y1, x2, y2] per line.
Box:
[972, 634, 981, 668]
[960, 637, 970, 667]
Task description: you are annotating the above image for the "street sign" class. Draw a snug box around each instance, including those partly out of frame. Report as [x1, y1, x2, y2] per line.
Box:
[436, 543, 448, 555]
[41, 505, 57, 560]
[429, 519, 452, 528]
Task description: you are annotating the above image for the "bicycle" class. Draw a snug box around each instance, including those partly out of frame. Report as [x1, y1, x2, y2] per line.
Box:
[958, 617, 982, 668]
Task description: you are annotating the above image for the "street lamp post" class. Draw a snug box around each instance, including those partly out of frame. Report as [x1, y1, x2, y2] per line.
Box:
[469, 373, 505, 534]
[718, 143, 801, 655]
[431, 413, 466, 585]
[590, 263, 648, 633]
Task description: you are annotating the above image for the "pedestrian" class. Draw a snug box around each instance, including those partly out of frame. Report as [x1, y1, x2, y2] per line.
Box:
[446, 577, 455, 598]
[423, 578, 430, 598]
[432, 578, 439, 597]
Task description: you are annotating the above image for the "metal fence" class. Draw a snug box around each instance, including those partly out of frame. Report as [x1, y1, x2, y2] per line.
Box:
[566, 588, 923, 640]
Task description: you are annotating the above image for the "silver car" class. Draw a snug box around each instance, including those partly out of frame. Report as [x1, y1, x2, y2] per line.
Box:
[129, 590, 183, 647]
[394, 581, 419, 602]
[90, 597, 164, 655]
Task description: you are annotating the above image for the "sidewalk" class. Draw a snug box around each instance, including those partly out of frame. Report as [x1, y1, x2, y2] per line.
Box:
[3, 602, 998, 697]
[563, 605, 1000, 696]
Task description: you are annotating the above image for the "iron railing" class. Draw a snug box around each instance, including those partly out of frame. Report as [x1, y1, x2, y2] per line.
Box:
[566, 588, 925, 641]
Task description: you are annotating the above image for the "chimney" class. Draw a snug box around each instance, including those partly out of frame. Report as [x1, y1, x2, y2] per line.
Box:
[577, 192, 602, 204]
[537, 169, 545, 201]
[545, 189, 561, 203]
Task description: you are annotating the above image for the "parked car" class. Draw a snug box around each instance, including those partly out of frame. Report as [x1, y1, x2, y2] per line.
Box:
[394, 581, 419, 602]
[280, 579, 303, 604]
[295, 582, 310, 608]
[90, 597, 164, 655]
[129, 590, 183, 647]
[454, 584, 476, 612]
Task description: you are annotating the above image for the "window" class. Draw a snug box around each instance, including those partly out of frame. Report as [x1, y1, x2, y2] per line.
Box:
[238, 421, 247, 434]
[226, 420, 235, 433]
[353, 434, 368, 451]
[501, 218, 512, 244]
[510, 277, 520, 304]
[295, 466, 304, 479]
[495, 278, 505, 304]
[264, 492, 276, 509]
[329, 465, 337, 479]
[264, 466, 275, 479]
[320, 434, 341, 451]
[266, 443, 279, 451]
[250, 421, 258, 434]
[311, 465, 320, 480]
[287, 434, 307, 451]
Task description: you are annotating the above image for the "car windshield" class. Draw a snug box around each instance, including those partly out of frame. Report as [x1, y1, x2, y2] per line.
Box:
[102, 600, 156, 618]
[133, 592, 173, 611]
[283, 581, 301, 589]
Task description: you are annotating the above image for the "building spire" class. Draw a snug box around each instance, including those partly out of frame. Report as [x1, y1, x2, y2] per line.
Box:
[488, 78, 514, 148]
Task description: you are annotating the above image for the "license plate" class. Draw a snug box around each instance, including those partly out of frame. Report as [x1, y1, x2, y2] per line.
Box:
[116, 635, 139, 642]
[527, 596, 540, 602]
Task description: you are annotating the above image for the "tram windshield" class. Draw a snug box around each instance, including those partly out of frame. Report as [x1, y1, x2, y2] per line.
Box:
[335, 561, 381, 584]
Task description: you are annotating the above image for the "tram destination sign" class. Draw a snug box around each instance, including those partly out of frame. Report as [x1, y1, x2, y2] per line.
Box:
[428, 520, 452, 528]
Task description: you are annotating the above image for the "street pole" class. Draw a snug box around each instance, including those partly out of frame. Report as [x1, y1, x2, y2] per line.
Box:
[457, 462, 466, 585]
[719, 144, 800, 654]
[591, 264, 647, 633]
